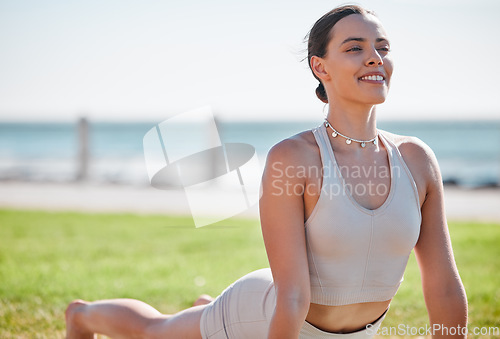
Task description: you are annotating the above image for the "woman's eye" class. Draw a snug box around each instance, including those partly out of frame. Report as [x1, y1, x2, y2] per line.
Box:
[346, 45, 390, 53]
[347, 46, 362, 52]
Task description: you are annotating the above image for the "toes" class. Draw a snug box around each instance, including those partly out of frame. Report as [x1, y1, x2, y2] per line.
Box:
[193, 294, 214, 307]
[65, 299, 89, 326]
[65, 300, 94, 338]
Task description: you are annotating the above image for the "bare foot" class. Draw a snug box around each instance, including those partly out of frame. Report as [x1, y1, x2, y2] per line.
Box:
[65, 300, 94, 339]
[192, 294, 214, 307]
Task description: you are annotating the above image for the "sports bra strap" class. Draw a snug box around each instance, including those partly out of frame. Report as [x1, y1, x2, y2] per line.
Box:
[312, 125, 332, 170]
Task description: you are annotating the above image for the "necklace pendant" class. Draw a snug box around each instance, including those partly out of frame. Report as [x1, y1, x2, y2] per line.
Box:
[324, 120, 376, 147]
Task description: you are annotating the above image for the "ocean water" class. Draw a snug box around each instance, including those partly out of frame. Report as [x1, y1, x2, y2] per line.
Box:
[0, 120, 499, 188]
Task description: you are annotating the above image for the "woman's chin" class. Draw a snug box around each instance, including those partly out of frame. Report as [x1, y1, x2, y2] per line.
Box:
[366, 91, 389, 105]
[373, 97, 387, 105]
[360, 95, 387, 106]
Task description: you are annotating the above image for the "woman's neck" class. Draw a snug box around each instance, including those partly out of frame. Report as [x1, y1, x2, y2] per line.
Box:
[325, 104, 378, 141]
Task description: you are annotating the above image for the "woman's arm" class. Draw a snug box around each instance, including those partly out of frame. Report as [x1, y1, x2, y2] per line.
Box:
[260, 138, 312, 339]
[409, 139, 468, 338]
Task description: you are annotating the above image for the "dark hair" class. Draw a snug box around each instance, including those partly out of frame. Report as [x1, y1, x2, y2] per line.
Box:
[306, 5, 375, 103]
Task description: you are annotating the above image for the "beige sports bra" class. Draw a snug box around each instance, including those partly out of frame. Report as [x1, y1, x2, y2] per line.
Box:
[305, 123, 421, 306]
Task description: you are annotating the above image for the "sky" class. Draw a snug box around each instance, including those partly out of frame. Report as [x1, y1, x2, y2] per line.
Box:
[1, 0, 499, 122]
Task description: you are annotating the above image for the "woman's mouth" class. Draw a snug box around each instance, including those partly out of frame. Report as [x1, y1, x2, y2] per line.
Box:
[359, 74, 385, 84]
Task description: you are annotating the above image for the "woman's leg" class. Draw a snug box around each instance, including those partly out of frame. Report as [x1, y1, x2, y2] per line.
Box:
[65, 298, 205, 339]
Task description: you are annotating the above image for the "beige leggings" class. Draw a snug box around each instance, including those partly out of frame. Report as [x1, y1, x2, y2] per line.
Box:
[200, 268, 386, 339]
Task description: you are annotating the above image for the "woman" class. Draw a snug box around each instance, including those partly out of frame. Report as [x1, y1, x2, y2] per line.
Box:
[66, 5, 467, 338]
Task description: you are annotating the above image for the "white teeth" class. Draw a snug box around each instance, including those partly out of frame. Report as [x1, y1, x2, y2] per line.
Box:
[361, 75, 384, 81]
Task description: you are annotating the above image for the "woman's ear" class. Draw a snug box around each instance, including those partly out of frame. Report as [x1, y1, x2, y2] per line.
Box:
[310, 56, 330, 81]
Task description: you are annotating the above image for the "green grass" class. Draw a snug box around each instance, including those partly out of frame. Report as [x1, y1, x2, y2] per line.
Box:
[0, 210, 499, 338]
[383, 221, 500, 338]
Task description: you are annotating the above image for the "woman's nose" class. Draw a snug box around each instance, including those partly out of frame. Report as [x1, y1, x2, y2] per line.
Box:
[366, 49, 383, 66]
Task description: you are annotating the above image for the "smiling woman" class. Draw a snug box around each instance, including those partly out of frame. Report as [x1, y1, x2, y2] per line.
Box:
[307, 8, 393, 107]
[65, 4, 468, 339]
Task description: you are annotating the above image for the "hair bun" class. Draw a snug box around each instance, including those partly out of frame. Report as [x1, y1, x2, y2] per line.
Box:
[316, 82, 328, 103]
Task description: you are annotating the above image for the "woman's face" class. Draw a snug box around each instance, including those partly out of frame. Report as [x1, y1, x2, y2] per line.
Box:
[319, 13, 393, 106]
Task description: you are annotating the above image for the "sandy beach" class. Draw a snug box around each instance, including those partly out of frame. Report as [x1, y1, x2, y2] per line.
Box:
[0, 181, 499, 222]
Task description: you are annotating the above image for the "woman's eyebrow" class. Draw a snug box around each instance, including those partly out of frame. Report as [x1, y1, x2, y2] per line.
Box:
[340, 37, 390, 46]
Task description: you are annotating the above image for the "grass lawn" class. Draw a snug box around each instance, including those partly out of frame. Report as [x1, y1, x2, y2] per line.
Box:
[0, 209, 499, 338]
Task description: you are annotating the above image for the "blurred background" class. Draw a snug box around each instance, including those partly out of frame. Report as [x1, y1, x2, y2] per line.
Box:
[0, 0, 499, 208]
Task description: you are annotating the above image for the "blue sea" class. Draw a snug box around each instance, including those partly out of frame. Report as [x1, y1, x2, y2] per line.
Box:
[0, 120, 499, 188]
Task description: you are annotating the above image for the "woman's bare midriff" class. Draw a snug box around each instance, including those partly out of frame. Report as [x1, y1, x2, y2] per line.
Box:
[305, 299, 391, 333]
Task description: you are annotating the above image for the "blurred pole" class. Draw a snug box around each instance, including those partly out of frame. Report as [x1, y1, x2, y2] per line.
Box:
[210, 114, 220, 182]
[498, 123, 500, 187]
[76, 117, 89, 181]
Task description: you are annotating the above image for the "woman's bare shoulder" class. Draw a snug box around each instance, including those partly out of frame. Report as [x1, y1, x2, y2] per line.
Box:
[380, 130, 436, 162]
[266, 130, 319, 166]
[380, 130, 441, 197]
